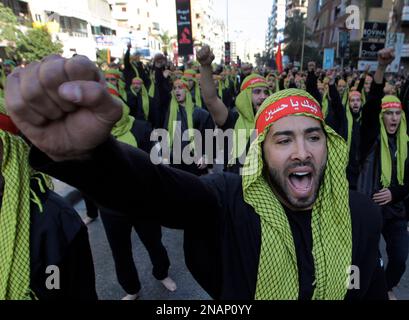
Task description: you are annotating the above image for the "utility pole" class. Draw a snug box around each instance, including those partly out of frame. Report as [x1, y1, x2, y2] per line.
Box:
[226, 0, 229, 41]
[300, 24, 306, 71]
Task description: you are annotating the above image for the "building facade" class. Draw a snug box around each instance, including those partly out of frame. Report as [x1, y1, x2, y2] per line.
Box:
[286, 0, 308, 17]
[306, 0, 400, 68]
[190, 0, 225, 63]
[265, 0, 286, 55]
[1, 0, 117, 60]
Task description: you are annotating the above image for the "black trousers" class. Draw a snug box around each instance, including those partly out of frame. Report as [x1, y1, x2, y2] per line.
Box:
[382, 216, 409, 290]
[100, 209, 170, 294]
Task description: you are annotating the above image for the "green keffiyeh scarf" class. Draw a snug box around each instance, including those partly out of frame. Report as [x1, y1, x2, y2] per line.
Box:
[242, 89, 352, 300]
[321, 91, 329, 118]
[105, 69, 127, 102]
[229, 74, 269, 165]
[342, 87, 349, 107]
[184, 69, 202, 108]
[148, 71, 155, 98]
[0, 131, 32, 300]
[218, 80, 224, 98]
[361, 88, 367, 105]
[0, 124, 49, 300]
[131, 77, 150, 121]
[380, 95, 408, 188]
[109, 94, 138, 148]
[344, 92, 363, 153]
[167, 82, 194, 151]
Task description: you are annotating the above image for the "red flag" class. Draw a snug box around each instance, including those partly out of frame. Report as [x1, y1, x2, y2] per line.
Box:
[276, 43, 283, 73]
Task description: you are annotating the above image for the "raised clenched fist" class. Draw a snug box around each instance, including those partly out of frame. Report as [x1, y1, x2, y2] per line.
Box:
[5, 54, 122, 162]
[378, 48, 395, 67]
[196, 45, 215, 67]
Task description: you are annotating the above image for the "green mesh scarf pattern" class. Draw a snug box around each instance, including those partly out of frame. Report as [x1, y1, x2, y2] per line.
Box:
[167, 88, 194, 151]
[379, 96, 408, 187]
[0, 132, 32, 299]
[230, 74, 269, 165]
[242, 89, 352, 300]
[130, 77, 150, 121]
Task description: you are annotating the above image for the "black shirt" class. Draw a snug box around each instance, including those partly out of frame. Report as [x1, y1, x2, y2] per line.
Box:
[284, 207, 315, 300]
[29, 139, 388, 300]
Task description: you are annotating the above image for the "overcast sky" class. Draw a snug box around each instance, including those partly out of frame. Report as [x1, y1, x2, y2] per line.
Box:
[213, 0, 272, 48]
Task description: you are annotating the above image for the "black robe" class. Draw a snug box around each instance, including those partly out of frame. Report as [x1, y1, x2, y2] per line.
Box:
[29, 139, 387, 300]
[357, 81, 409, 219]
[29, 177, 97, 300]
[164, 105, 214, 176]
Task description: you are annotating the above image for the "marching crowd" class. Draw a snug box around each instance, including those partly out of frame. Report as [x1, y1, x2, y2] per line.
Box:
[0, 43, 408, 300]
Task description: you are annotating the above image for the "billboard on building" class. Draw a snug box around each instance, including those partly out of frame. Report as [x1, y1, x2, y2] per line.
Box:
[323, 48, 335, 70]
[175, 0, 194, 56]
[360, 22, 387, 60]
[338, 30, 350, 59]
[385, 32, 405, 73]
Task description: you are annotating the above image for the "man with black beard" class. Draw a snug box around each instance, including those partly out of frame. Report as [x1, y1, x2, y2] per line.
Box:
[5, 54, 387, 300]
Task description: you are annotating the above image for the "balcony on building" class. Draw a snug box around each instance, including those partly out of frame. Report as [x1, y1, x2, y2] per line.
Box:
[92, 25, 116, 36]
[59, 16, 89, 38]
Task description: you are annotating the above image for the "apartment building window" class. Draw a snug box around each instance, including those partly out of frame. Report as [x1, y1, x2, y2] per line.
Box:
[153, 22, 160, 31]
[122, 7, 127, 12]
[147, 12, 150, 18]
[35, 14, 42, 22]
[371, 0, 382, 7]
[91, 26, 101, 35]
[155, 0, 158, 7]
[137, 8, 140, 14]
[137, 24, 141, 31]
[59, 16, 88, 37]
[196, 13, 200, 19]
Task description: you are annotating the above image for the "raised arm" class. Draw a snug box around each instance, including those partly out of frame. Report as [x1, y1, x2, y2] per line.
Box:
[4, 54, 221, 228]
[360, 48, 394, 161]
[356, 65, 370, 93]
[326, 71, 347, 138]
[196, 45, 228, 127]
[306, 61, 322, 104]
[124, 44, 132, 71]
